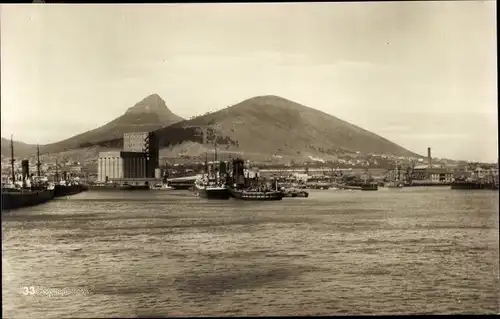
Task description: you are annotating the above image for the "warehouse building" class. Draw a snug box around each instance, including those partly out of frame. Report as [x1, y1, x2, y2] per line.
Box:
[97, 131, 160, 183]
[123, 131, 159, 179]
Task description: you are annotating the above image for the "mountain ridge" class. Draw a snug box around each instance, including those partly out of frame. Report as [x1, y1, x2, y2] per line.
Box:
[1, 94, 421, 161]
[1, 94, 184, 157]
[153, 95, 421, 159]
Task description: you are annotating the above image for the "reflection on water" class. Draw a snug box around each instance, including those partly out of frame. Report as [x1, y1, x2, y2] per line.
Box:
[2, 188, 499, 317]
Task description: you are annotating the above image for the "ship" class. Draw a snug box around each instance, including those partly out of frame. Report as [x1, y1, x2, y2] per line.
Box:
[54, 183, 88, 197]
[1, 138, 54, 211]
[451, 168, 499, 190]
[2, 187, 55, 211]
[306, 181, 332, 190]
[194, 178, 231, 199]
[167, 176, 197, 189]
[282, 188, 309, 198]
[227, 187, 285, 200]
[53, 163, 89, 197]
[226, 158, 284, 201]
[361, 183, 378, 191]
[450, 180, 498, 190]
[149, 182, 174, 190]
[386, 160, 404, 188]
[360, 169, 378, 191]
[193, 147, 230, 199]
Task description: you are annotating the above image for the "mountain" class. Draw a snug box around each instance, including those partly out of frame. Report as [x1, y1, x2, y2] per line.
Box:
[3, 94, 184, 156]
[0, 138, 37, 158]
[153, 95, 420, 159]
[2, 95, 420, 162]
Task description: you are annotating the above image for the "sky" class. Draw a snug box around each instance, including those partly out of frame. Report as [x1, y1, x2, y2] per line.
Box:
[0, 2, 497, 162]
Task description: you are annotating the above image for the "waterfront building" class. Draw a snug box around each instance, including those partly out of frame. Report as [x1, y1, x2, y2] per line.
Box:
[97, 151, 149, 182]
[123, 131, 159, 178]
[97, 132, 160, 183]
[411, 164, 454, 183]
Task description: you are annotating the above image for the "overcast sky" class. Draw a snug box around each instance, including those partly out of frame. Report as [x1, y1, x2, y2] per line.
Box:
[1, 2, 497, 162]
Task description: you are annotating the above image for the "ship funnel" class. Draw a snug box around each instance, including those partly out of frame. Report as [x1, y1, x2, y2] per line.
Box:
[21, 160, 29, 180]
[427, 147, 432, 167]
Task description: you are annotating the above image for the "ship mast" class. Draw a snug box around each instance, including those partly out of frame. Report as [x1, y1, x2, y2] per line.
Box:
[10, 135, 15, 183]
[36, 144, 41, 177]
[204, 152, 208, 178]
[214, 139, 218, 184]
[55, 158, 59, 182]
[395, 159, 399, 182]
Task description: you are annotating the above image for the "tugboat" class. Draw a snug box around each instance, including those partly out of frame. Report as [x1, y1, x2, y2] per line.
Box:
[1, 138, 54, 211]
[194, 176, 231, 199]
[226, 158, 284, 201]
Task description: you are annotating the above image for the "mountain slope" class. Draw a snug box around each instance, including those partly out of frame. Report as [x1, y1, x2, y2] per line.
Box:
[154, 95, 420, 158]
[39, 94, 183, 154]
[0, 138, 37, 158]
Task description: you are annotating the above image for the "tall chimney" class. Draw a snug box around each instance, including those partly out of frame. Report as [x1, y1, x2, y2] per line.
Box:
[427, 147, 432, 167]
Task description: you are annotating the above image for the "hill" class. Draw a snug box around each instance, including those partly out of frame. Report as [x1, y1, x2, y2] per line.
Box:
[153, 95, 420, 159]
[2, 95, 421, 163]
[0, 138, 37, 158]
[1, 94, 183, 157]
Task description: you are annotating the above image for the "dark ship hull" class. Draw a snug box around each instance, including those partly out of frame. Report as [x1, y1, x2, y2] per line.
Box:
[227, 187, 284, 201]
[194, 184, 230, 199]
[54, 184, 88, 197]
[1, 189, 55, 211]
[120, 184, 150, 191]
[170, 184, 194, 190]
[361, 183, 378, 191]
[451, 181, 499, 190]
[283, 190, 309, 198]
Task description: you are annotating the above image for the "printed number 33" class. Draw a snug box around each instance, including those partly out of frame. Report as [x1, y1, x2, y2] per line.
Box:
[23, 286, 35, 295]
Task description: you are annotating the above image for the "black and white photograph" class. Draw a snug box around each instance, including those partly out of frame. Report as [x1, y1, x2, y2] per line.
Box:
[1, 2, 498, 317]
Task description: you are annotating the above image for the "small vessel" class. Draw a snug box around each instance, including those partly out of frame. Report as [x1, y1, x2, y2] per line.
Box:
[194, 177, 231, 199]
[1, 139, 54, 211]
[227, 158, 284, 201]
[306, 182, 331, 190]
[282, 188, 309, 198]
[167, 176, 197, 189]
[451, 164, 499, 190]
[227, 186, 284, 201]
[361, 183, 378, 191]
[149, 183, 174, 190]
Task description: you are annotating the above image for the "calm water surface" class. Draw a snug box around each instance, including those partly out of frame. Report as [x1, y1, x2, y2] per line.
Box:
[2, 187, 499, 317]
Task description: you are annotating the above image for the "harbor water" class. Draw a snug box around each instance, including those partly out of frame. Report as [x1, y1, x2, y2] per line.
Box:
[2, 187, 499, 317]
